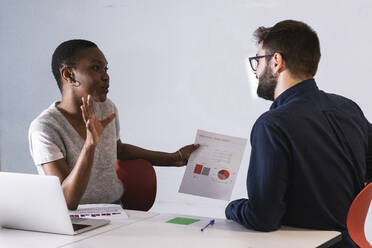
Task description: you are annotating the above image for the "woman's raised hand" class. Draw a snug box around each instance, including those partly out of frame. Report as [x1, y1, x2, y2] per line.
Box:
[81, 95, 116, 145]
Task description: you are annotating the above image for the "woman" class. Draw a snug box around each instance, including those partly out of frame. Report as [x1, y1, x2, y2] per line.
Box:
[29, 39, 199, 210]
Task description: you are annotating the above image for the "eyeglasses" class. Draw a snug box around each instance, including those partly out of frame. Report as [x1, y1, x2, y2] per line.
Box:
[248, 54, 274, 71]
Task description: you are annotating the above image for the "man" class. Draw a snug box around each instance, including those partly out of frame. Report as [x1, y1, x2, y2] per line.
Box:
[225, 20, 372, 247]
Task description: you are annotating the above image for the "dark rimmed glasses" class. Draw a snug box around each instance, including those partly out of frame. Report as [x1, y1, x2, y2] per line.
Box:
[248, 54, 274, 71]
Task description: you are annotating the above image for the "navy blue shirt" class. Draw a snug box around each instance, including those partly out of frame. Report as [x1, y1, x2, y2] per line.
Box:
[226, 79, 372, 245]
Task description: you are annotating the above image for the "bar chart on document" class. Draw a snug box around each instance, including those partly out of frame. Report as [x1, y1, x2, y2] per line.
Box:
[179, 130, 247, 200]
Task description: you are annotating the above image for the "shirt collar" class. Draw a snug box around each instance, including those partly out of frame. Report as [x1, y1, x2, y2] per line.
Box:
[270, 78, 318, 110]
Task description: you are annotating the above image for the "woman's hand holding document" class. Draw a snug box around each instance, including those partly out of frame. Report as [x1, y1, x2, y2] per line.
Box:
[179, 130, 247, 200]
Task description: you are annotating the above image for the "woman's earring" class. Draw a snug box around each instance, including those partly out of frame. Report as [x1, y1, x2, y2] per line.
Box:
[72, 79, 81, 87]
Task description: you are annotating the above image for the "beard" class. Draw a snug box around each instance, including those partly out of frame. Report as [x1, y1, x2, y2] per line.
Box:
[256, 65, 277, 101]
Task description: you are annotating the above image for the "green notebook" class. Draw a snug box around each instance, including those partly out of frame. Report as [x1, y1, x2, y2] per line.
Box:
[166, 217, 200, 225]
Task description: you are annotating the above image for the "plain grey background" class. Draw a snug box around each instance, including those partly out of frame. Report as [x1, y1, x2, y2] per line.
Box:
[1, 0, 372, 217]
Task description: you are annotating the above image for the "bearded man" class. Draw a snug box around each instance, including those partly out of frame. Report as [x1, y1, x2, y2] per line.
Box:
[225, 20, 372, 248]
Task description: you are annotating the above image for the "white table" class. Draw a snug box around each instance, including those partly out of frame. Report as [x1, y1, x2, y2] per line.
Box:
[0, 210, 341, 248]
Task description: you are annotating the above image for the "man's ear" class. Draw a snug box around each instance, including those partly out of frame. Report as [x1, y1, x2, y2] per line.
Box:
[60, 66, 75, 84]
[272, 53, 285, 74]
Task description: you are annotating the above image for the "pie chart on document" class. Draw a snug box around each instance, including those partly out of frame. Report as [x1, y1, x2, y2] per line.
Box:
[217, 170, 230, 180]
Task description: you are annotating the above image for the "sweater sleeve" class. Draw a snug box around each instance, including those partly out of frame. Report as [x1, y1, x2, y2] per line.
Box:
[225, 119, 290, 231]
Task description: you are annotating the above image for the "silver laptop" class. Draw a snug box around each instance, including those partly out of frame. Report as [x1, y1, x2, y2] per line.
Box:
[0, 172, 110, 235]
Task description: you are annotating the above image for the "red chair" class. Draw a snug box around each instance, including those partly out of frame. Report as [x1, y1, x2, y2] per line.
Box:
[347, 183, 372, 248]
[115, 159, 157, 211]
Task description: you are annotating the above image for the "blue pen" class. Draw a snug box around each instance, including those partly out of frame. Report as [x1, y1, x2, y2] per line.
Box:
[201, 219, 215, 231]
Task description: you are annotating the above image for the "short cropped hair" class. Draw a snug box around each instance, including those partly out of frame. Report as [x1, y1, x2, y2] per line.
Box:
[51, 39, 97, 91]
[254, 20, 321, 78]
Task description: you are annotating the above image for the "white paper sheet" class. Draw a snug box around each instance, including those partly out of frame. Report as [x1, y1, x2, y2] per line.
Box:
[364, 200, 372, 245]
[179, 129, 247, 200]
[69, 204, 128, 220]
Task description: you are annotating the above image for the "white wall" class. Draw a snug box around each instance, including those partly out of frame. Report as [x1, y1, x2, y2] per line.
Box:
[1, 0, 372, 218]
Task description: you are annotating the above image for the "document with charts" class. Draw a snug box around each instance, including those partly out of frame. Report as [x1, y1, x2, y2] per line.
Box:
[179, 130, 247, 200]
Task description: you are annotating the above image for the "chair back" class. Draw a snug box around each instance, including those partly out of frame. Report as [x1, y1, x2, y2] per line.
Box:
[115, 159, 157, 211]
[347, 183, 372, 248]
